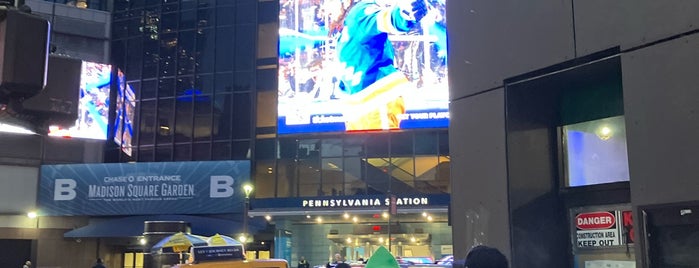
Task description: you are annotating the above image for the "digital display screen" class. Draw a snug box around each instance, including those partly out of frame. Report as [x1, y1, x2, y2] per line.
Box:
[114, 69, 135, 156]
[48, 61, 111, 139]
[278, 0, 448, 134]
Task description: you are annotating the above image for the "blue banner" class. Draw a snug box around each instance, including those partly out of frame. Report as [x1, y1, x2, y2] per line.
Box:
[38, 161, 250, 216]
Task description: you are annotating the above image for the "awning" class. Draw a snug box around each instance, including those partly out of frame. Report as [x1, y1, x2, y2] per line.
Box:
[64, 215, 256, 238]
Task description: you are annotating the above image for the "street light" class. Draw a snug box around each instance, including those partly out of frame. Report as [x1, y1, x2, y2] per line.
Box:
[27, 211, 39, 229]
[242, 183, 253, 244]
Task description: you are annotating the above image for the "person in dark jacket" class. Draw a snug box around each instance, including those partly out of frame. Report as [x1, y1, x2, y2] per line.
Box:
[463, 246, 508, 268]
[298, 256, 310, 268]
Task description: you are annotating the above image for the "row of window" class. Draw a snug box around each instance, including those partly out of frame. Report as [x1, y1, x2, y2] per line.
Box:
[254, 131, 450, 198]
[132, 92, 252, 146]
[114, 0, 257, 13]
[113, 5, 257, 39]
[112, 27, 256, 82]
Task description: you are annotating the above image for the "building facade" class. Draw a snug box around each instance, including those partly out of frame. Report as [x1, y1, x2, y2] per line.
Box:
[0, 0, 111, 267]
[448, 1, 699, 267]
[109, 0, 452, 268]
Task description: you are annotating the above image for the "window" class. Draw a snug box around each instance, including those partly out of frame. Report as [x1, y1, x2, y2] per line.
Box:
[123, 252, 144, 268]
[563, 116, 630, 187]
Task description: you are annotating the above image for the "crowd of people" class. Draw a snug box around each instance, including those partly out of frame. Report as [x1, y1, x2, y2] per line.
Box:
[301, 245, 508, 268]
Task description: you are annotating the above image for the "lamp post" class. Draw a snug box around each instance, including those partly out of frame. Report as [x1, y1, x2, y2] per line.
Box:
[241, 184, 253, 244]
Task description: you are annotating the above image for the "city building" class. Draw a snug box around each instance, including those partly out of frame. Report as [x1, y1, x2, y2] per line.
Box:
[0, 0, 111, 267]
[3, 1, 452, 267]
[448, 1, 699, 267]
[2, 1, 697, 268]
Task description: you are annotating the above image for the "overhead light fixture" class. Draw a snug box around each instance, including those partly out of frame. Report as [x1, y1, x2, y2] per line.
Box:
[343, 213, 350, 219]
[596, 125, 613, 141]
[265, 215, 272, 221]
[27, 211, 38, 219]
[352, 216, 358, 223]
[0, 123, 36, 135]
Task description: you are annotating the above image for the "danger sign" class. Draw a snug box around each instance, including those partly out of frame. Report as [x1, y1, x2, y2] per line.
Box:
[575, 211, 622, 248]
[576, 212, 615, 230]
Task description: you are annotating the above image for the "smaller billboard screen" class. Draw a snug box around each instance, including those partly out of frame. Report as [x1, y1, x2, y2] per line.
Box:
[278, 0, 449, 134]
[48, 61, 111, 139]
[114, 69, 136, 156]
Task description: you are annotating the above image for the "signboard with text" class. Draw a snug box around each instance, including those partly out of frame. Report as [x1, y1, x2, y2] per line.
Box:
[38, 161, 250, 216]
[251, 194, 450, 210]
[193, 245, 245, 262]
[573, 209, 634, 249]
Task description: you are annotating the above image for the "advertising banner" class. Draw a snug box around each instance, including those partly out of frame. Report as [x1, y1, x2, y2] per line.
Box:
[38, 161, 250, 216]
[278, 0, 449, 134]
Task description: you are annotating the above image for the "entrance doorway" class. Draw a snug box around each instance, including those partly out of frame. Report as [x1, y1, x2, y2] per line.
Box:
[327, 233, 433, 263]
[0, 239, 31, 267]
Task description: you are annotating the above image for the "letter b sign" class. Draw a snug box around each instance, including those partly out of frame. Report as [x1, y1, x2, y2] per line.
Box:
[54, 179, 77, 201]
[210, 175, 235, 198]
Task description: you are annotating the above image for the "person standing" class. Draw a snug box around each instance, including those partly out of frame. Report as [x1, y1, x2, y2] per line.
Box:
[298, 256, 310, 268]
[327, 253, 350, 268]
[92, 258, 107, 268]
[463, 245, 508, 268]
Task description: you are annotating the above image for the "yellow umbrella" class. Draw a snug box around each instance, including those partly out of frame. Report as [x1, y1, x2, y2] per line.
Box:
[152, 232, 208, 253]
[207, 233, 243, 246]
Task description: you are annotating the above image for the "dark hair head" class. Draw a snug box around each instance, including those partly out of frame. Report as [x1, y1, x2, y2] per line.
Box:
[97, 258, 103, 263]
[464, 246, 508, 268]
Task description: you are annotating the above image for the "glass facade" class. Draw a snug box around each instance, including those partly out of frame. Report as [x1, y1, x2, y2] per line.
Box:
[111, 0, 258, 162]
[42, 0, 109, 11]
[110, 0, 451, 263]
[256, 131, 450, 198]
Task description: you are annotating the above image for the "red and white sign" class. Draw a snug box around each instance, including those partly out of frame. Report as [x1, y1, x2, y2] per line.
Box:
[576, 212, 616, 230]
[575, 211, 620, 248]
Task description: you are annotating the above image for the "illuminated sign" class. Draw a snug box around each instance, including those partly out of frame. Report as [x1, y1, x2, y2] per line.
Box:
[278, 0, 449, 134]
[302, 197, 428, 208]
[38, 161, 250, 216]
[48, 61, 111, 139]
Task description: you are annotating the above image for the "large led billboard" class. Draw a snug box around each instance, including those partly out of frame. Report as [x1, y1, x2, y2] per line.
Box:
[114, 69, 136, 156]
[48, 61, 111, 139]
[278, 0, 448, 134]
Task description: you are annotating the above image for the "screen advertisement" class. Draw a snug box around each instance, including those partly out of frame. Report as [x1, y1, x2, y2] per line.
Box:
[114, 69, 136, 156]
[278, 0, 448, 134]
[38, 161, 250, 216]
[48, 61, 111, 139]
